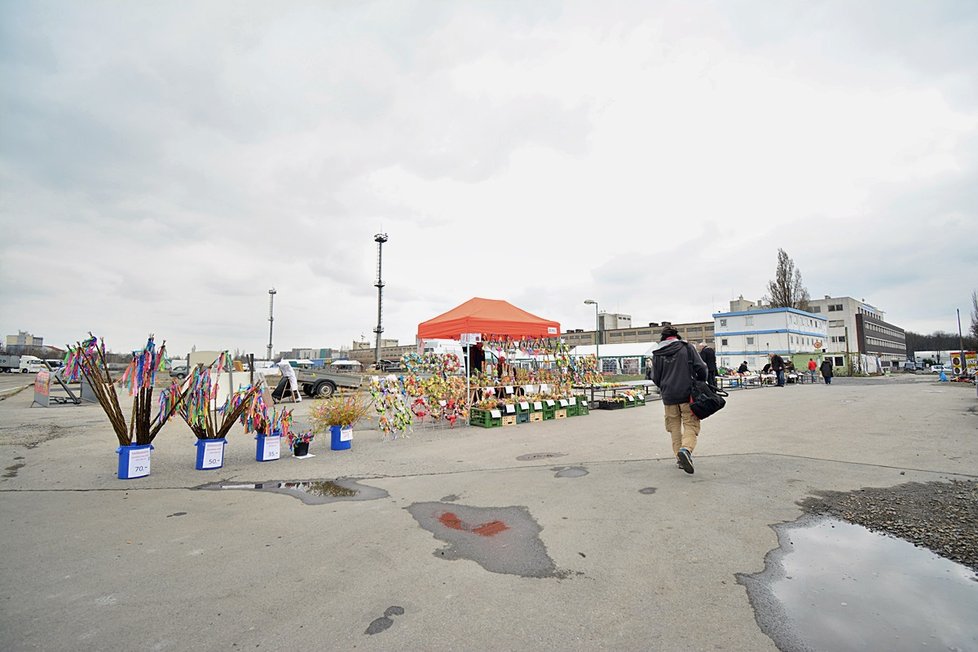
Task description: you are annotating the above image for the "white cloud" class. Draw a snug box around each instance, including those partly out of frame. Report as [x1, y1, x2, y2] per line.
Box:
[1, 0, 976, 354]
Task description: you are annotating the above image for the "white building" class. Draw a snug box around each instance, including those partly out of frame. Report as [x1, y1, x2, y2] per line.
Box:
[806, 295, 907, 370]
[713, 305, 827, 372]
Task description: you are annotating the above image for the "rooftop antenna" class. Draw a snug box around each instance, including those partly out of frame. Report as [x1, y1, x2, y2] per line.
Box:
[373, 233, 389, 367]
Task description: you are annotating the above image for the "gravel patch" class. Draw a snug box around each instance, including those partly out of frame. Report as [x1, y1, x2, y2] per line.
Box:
[799, 480, 978, 572]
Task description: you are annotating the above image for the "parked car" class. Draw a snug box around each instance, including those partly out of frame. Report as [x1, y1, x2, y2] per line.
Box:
[928, 364, 952, 374]
[170, 362, 189, 379]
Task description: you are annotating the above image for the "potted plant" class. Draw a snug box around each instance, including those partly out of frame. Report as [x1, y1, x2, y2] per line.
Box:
[166, 357, 261, 470]
[237, 385, 291, 462]
[287, 430, 315, 457]
[310, 392, 371, 450]
[64, 334, 187, 479]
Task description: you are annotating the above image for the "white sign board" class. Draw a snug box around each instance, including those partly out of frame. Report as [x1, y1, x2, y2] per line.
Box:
[261, 436, 281, 461]
[340, 427, 353, 442]
[201, 441, 224, 469]
[128, 448, 151, 478]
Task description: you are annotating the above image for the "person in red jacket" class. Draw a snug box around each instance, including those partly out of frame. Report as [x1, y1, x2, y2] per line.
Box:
[807, 358, 818, 383]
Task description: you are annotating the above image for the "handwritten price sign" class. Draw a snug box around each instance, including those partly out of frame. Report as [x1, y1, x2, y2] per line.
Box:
[128, 448, 151, 478]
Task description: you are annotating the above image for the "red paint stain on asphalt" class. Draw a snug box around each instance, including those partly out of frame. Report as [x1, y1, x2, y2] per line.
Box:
[438, 512, 509, 537]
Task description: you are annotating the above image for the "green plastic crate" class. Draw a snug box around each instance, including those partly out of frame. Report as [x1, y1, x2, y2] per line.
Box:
[470, 408, 502, 428]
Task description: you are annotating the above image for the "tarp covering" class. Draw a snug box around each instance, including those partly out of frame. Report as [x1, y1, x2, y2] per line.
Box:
[417, 297, 560, 340]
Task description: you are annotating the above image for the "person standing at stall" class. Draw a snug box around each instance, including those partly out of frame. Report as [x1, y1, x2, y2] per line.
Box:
[468, 341, 485, 376]
[697, 341, 718, 388]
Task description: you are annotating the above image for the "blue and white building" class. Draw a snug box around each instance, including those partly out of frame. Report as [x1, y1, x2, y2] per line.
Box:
[713, 300, 827, 372]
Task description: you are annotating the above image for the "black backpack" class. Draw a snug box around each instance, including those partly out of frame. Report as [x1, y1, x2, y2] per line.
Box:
[686, 344, 728, 419]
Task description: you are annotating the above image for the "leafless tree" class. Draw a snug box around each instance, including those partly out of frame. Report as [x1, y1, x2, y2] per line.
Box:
[766, 249, 810, 310]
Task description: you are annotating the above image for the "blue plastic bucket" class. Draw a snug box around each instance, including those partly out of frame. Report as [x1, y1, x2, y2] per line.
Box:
[330, 425, 352, 451]
[116, 443, 154, 480]
[194, 438, 227, 470]
[255, 433, 282, 462]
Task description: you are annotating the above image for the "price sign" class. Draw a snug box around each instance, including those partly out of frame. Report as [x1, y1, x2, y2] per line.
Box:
[490, 409, 501, 418]
[505, 404, 515, 413]
[505, 386, 514, 394]
[340, 427, 353, 442]
[128, 448, 151, 478]
[202, 441, 224, 469]
[540, 384, 550, 393]
[519, 402, 529, 410]
[262, 436, 281, 461]
[569, 397, 576, 405]
[637, 394, 644, 401]
[533, 401, 543, 410]
[626, 395, 634, 402]
[559, 399, 568, 407]
[546, 399, 555, 407]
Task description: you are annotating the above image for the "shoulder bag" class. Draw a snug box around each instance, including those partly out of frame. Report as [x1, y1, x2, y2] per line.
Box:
[686, 344, 728, 419]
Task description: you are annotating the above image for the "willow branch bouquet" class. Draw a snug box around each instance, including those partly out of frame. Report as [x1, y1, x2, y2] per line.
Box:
[64, 334, 185, 446]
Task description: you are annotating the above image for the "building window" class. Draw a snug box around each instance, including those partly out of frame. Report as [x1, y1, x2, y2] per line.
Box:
[811, 306, 821, 313]
[834, 356, 844, 366]
[721, 338, 728, 346]
[747, 337, 754, 345]
[719, 319, 727, 327]
[839, 335, 846, 343]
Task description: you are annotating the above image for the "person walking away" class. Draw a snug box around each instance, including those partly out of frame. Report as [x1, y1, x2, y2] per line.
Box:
[652, 326, 708, 474]
[820, 358, 834, 385]
[697, 341, 718, 388]
[770, 353, 786, 387]
[807, 358, 818, 383]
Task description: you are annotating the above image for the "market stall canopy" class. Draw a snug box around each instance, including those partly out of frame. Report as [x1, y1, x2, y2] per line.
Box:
[417, 297, 560, 340]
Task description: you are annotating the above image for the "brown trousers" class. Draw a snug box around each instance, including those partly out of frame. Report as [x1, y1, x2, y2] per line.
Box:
[663, 402, 700, 456]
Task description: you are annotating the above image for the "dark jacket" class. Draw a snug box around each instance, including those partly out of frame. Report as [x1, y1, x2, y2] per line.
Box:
[468, 346, 485, 376]
[820, 359, 833, 377]
[700, 346, 718, 387]
[770, 354, 785, 372]
[738, 362, 749, 374]
[652, 339, 707, 405]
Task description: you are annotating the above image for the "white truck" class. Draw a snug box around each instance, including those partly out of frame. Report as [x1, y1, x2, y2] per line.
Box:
[0, 355, 20, 373]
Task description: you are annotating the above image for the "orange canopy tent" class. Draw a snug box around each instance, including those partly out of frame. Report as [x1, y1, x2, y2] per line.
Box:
[417, 297, 560, 340]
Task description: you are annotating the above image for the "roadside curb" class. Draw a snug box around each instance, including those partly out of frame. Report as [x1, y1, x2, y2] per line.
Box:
[0, 384, 32, 401]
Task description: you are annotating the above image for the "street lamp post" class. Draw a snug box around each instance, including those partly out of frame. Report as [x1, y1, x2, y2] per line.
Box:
[584, 299, 599, 372]
[267, 288, 277, 360]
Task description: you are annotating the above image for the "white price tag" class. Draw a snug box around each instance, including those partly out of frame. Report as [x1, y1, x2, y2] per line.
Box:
[340, 427, 353, 442]
[569, 397, 577, 404]
[546, 399, 555, 407]
[202, 441, 224, 469]
[505, 386, 514, 394]
[490, 409, 501, 418]
[519, 401, 529, 410]
[637, 394, 644, 401]
[524, 385, 535, 394]
[127, 448, 151, 478]
[505, 404, 515, 413]
[533, 401, 542, 410]
[540, 384, 550, 393]
[627, 395, 635, 401]
[262, 436, 281, 461]
[559, 399, 568, 407]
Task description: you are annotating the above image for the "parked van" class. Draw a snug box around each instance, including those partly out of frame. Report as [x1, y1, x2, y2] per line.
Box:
[19, 356, 44, 374]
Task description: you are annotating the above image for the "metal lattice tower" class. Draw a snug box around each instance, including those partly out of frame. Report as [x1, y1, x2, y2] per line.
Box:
[373, 233, 388, 367]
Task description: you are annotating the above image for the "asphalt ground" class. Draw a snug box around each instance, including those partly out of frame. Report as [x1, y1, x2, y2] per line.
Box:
[1, 374, 975, 651]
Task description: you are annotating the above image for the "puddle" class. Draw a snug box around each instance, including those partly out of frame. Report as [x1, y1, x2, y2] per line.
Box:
[638, 487, 657, 495]
[738, 516, 978, 651]
[199, 478, 389, 505]
[407, 502, 569, 578]
[516, 452, 567, 461]
[552, 466, 588, 478]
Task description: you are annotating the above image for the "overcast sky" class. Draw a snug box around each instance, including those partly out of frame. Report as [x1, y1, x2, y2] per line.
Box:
[1, 0, 976, 356]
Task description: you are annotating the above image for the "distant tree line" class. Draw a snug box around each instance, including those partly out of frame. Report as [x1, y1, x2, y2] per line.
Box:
[905, 330, 978, 356]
